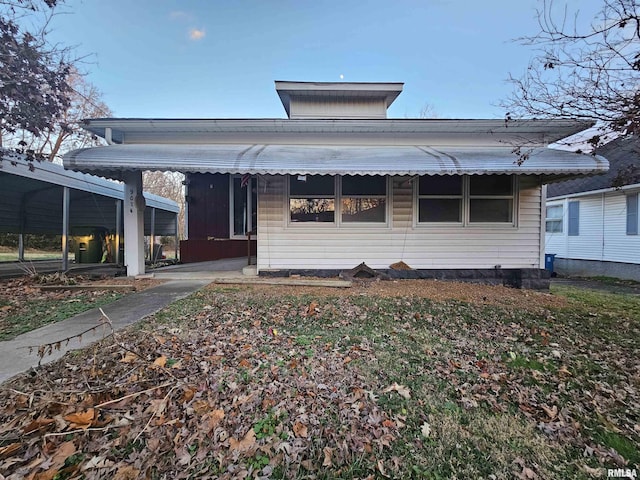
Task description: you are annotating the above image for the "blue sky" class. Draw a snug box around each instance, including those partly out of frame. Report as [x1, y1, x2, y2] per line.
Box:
[46, 0, 600, 119]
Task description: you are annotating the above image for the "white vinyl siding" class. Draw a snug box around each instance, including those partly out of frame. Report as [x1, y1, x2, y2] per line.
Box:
[289, 97, 387, 119]
[546, 188, 640, 265]
[257, 175, 543, 271]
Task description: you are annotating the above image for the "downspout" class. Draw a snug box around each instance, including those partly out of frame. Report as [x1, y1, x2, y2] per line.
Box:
[540, 183, 547, 269]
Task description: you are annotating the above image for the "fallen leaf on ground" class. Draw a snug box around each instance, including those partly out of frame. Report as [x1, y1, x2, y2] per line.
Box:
[63, 408, 95, 429]
[153, 355, 167, 367]
[113, 465, 140, 480]
[322, 447, 334, 467]
[229, 428, 256, 452]
[383, 382, 411, 399]
[293, 421, 308, 438]
[421, 422, 431, 438]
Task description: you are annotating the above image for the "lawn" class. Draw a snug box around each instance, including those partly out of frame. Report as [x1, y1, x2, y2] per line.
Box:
[0, 280, 638, 479]
[0, 275, 158, 341]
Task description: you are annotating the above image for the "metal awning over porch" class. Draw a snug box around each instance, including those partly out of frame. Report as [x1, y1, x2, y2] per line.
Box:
[64, 144, 608, 180]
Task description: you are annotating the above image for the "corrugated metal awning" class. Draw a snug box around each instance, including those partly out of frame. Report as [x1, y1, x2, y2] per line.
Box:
[64, 144, 609, 177]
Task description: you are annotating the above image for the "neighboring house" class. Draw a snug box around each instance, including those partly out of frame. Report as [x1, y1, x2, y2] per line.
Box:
[63, 81, 608, 288]
[545, 136, 640, 281]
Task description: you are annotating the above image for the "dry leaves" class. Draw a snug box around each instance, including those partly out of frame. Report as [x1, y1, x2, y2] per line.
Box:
[383, 382, 411, 399]
[0, 281, 637, 479]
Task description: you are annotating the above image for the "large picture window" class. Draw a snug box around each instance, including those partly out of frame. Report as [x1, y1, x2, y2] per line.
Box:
[341, 175, 386, 223]
[289, 175, 335, 222]
[418, 176, 463, 222]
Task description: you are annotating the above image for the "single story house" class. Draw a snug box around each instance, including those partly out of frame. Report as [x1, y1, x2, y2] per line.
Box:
[63, 81, 608, 288]
[545, 136, 639, 281]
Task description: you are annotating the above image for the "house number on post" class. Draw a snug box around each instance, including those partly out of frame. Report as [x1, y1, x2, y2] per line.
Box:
[129, 188, 135, 213]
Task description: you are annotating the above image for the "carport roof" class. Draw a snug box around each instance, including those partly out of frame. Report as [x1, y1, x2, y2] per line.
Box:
[0, 152, 179, 235]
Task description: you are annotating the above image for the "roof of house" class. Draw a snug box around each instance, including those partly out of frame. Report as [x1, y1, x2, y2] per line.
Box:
[77, 118, 593, 146]
[547, 136, 640, 198]
[64, 118, 609, 181]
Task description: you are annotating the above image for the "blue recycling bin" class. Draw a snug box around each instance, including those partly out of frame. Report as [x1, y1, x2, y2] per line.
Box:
[544, 254, 556, 273]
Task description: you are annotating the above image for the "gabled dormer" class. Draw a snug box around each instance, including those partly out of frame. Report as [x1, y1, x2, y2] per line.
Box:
[275, 81, 403, 119]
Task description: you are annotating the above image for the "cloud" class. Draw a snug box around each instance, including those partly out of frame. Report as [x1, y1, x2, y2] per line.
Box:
[189, 28, 206, 41]
[169, 11, 191, 20]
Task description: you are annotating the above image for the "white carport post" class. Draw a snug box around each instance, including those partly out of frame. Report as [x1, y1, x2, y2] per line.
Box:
[149, 207, 156, 261]
[61, 186, 70, 271]
[18, 235, 24, 262]
[123, 171, 145, 276]
[115, 199, 122, 265]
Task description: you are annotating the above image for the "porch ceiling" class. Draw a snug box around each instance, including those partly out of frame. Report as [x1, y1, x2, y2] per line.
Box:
[64, 144, 609, 180]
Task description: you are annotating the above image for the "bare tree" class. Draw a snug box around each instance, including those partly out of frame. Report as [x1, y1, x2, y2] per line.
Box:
[0, 0, 72, 157]
[143, 171, 186, 239]
[503, 0, 639, 146]
[4, 68, 113, 161]
[418, 102, 440, 119]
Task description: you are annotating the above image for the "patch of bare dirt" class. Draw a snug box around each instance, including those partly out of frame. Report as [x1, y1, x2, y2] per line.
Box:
[214, 279, 568, 312]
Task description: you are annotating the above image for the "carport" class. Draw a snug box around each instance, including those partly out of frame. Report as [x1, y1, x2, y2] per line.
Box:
[0, 153, 179, 272]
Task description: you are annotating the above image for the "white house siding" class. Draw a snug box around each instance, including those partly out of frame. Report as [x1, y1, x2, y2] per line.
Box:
[603, 192, 640, 263]
[546, 189, 640, 265]
[289, 97, 387, 119]
[257, 175, 544, 271]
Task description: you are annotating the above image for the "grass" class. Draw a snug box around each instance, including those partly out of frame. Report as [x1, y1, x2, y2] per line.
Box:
[155, 284, 638, 478]
[0, 292, 124, 340]
[2, 281, 639, 479]
[0, 250, 76, 262]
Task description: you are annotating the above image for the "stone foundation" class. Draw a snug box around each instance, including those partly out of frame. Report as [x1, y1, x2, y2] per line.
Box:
[259, 268, 551, 290]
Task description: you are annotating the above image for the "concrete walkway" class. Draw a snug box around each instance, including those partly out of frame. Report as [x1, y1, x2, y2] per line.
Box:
[0, 279, 211, 385]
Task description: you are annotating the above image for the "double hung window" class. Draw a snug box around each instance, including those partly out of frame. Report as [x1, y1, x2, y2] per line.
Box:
[545, 205, 563, 233]
[341, 176, 386, 223]
[418, 176, 463, 222]
[417, 175, 515, 225]
[289, 175, 335, 223]
[288, 175, 387, 224]
[469, 176, 514, 223]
